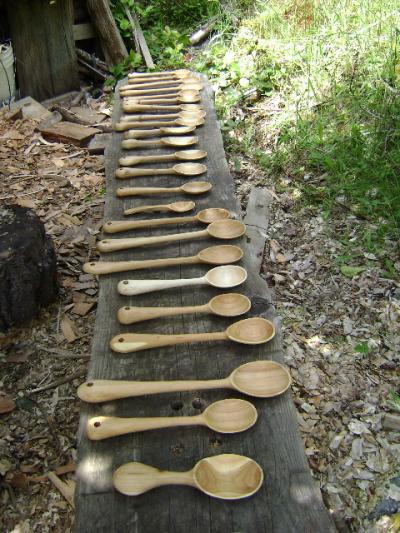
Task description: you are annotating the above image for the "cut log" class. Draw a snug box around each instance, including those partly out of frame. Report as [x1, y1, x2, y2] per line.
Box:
[0, 205, 58, 331]
[86, 0, 128, 66]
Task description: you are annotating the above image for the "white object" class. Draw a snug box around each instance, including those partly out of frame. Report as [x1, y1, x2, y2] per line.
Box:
[0, 43, 16, 104]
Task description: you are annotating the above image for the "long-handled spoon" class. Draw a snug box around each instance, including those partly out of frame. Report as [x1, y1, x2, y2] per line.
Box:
[116, 181, 212, 198]
[123, 200, 196, 215]
[121, 83, 202, 96]
[118, 126, 197, 138]
[119, 150, 207, 167]
[124, 93, 200, 105]
[97, 220, 245, 253]
[87, 398, 257, 441]
[115, 163, 206, 179]
[111, 317, 274, 353]
[113, 454, 263, 500]
[124, 79, 202, 91]
[122, 103, 203, 113]
[77, 360, 292, 403]
[127, 69, 192, 80]
[84, 244, 243, 276]
[117, 292, 250, 324]
[116, 117, 203, 131]
[117, 264, 247, 296]
[124, 89, 199, 101]
[120, 111, 206, 121]
[121, 136, 198, 150]
[103, 208, 230, 233]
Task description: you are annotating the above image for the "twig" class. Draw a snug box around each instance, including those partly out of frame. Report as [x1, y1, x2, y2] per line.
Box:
[38, 345, 90, 359]
[0, 187, 46, 201]
[47, 472, 75, 508]
[124, 6, 154, 68]
[28, 368, 87, 394]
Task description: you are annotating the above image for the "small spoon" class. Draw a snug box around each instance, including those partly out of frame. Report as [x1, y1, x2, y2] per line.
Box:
[124, 93, 200, 105]
[119, 150, 207, 167]
[114, 116, 204, 131]
[84, 245, 243, 275]
[103, 208, 230, 233]
[123, 200, 196, 215]
[111, 317, 274, 353]
[115, 163, 206, 179]
[116, 180, 212, 198]
[116, 264, 247, 296]
[97, 219, 245, 253]
[122, 103, 203, 113]
[118, 292, 250, 324]
[87, 398, 257, 440]
[77, 360, 292, 402]
[118, 125, 196, 138]
[120, 111, 206, 121]
[121, 136, 198, 150]
[113, 454, 263, 500]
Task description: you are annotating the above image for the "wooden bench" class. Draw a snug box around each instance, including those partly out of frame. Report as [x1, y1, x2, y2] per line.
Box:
[75, 77, 335, 532]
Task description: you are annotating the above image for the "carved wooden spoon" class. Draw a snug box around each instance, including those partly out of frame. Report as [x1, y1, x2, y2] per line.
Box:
[123, 200, 196, 215]
[119, 150, 207, 167]
[115, 162, 206, 179]
[116, 181, 212, 198]
[121, 136, 198, 149]
[87, 398, 257, 440]
[116, 117, 204, 131]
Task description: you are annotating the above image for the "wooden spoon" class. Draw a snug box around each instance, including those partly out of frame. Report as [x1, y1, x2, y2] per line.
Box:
[120, 111, 206, 121]
[116, 265, 247, 296]
[97, 219, 245, 252]
[111, 317, 274, 353]
[116, 180, 212, 198]
[124, 93, 200, 105]
[124, 79, 202, 90]
[119, 150, 207, 167]
[77, 360, 292, 402]
[125, 89, 200, 101]
[121, 84, 202, 97]
[113, 454, 263, 500]
[103, 208, 230, 233]
[121, 136, 198, 150]
[87, 398, 257, 440]
[123, 200, 196, 215]
[118, 126, 196, 138]
[122, 103, 203, 113]
[116, 117, 204, 131]
[127, 69, 192, 79]
[115, 163, 206, 179]
[118, 292, 250, 324]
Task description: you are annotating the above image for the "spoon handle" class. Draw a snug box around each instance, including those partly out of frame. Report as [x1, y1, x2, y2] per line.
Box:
[115, 167, 176, 178]
[123, 203, 182, 215]
[111, 331, 227, 353]
[97, 228, 208, 252]
[83, 256, 198, 275]
[103, 216, 196, 233]
[119, 155, 177, 166]
[87, 414, 203, 440]
[117, 303, 209, 324]
[77, 378, 230, 402]
[121, 138, 164, 148]
[117, 276, 207, 296]
[117, 186, 180, 197]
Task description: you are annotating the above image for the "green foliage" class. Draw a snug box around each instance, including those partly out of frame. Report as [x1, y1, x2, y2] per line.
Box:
[388, 391, 400, 412]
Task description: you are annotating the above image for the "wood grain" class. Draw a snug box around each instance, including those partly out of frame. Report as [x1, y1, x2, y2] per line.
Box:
[75, 77, 335, 532]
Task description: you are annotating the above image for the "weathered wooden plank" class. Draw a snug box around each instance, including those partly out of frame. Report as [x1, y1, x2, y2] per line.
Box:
[6, 0, 79, 101]
[40, 122, 100, 146]
[75, 76, 335, 532]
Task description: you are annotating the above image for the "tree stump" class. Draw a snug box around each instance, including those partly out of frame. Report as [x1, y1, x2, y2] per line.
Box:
[0, 205, 58, 331]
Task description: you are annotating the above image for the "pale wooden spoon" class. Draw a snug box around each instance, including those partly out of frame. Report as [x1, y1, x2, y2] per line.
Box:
[123, 200, 196, 215]
[120, 110, 206, 121]
[119, 150, 207, 167]
[117, 264, 247, 296]
[124, 93, 200, 105]
[121, 83, 202, 97]
[77, 360, 292, 402]
[119, 125, 196, 138]
[97, 219, 245, 253]
[118, 292, 250, 324]
[115, 162, 206, 179]
[123, 78, 202, 91]
[116, 181, 212, 198]
[111, 317, 274, 353]
[103, 208, 229, 233]
[122, 103, 203, 113]
[127, 69, 192, 80]
[121, 136, 198, 150]
[113, 454, 263, 500]
[87, 398, 257, 440]
[125, 89, 199, 101]
[84, 245, 243, 276]
[116, 117, 204, 131]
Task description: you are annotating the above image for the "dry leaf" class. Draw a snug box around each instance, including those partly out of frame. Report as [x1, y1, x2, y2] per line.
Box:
[72, 302, 95, 316]
[16, 198, 37, 208]
[0, 395, 16, 414]
[60, 316, 78, 343]
[55, 461, 76, 475]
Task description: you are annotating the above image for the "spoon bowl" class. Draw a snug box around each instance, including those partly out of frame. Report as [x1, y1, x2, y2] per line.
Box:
[207, 219, 245, 239]
[181, 181, 212, 194]
[202, 399, 257, 433]
[205, 265, 247, 288]
[197, 208, 230, 223]
[230, 360, 290, 397]
[208, 293, 251, 316]
[226, 317, 275, 344]
[166, 201, 195, 212]
[197, 244, 243, 265]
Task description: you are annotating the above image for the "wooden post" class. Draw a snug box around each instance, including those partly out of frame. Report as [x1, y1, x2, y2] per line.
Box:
[6, 0, 79, 101]
[86, 0, 128, 66]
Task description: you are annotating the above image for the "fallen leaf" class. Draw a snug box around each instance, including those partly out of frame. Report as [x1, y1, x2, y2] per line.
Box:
[340, 265, 366, 278]
[8, 471, 29, 489]
[55, 460, 76, 475]
[60, 316, 78, 343]
[0, 395, 16, 414]
[71, 302, 95, 316]
[16, 198, 37, 209]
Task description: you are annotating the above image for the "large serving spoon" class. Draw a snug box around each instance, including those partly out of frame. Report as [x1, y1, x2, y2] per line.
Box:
[122, 103, 203, 113]
[121, 136, 198, 150]
[118, 125, 196, 138]
[115, 163, 206, 179]
[120, 111, 206, 121]
[117, 265, 247, 296]
[117, 292, 250, 324]
[123, 200, 196, 215]
[116, 181, 212, 198]
[87, 398, 257, 440]
[113, 454, 263, 500]
[77, 360, 292, 403]
[84, 245, 243, 276]
[111, 317, 274, 353]
[116, 117, 204, 131]
[119, 150, 207, 167]
[103, 208, 229, 233]
[97, 219, 245, 253]
[127, 69, 192, 79]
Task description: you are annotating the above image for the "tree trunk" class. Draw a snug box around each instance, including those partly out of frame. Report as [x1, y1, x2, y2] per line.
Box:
[86, 0, 128, 66]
